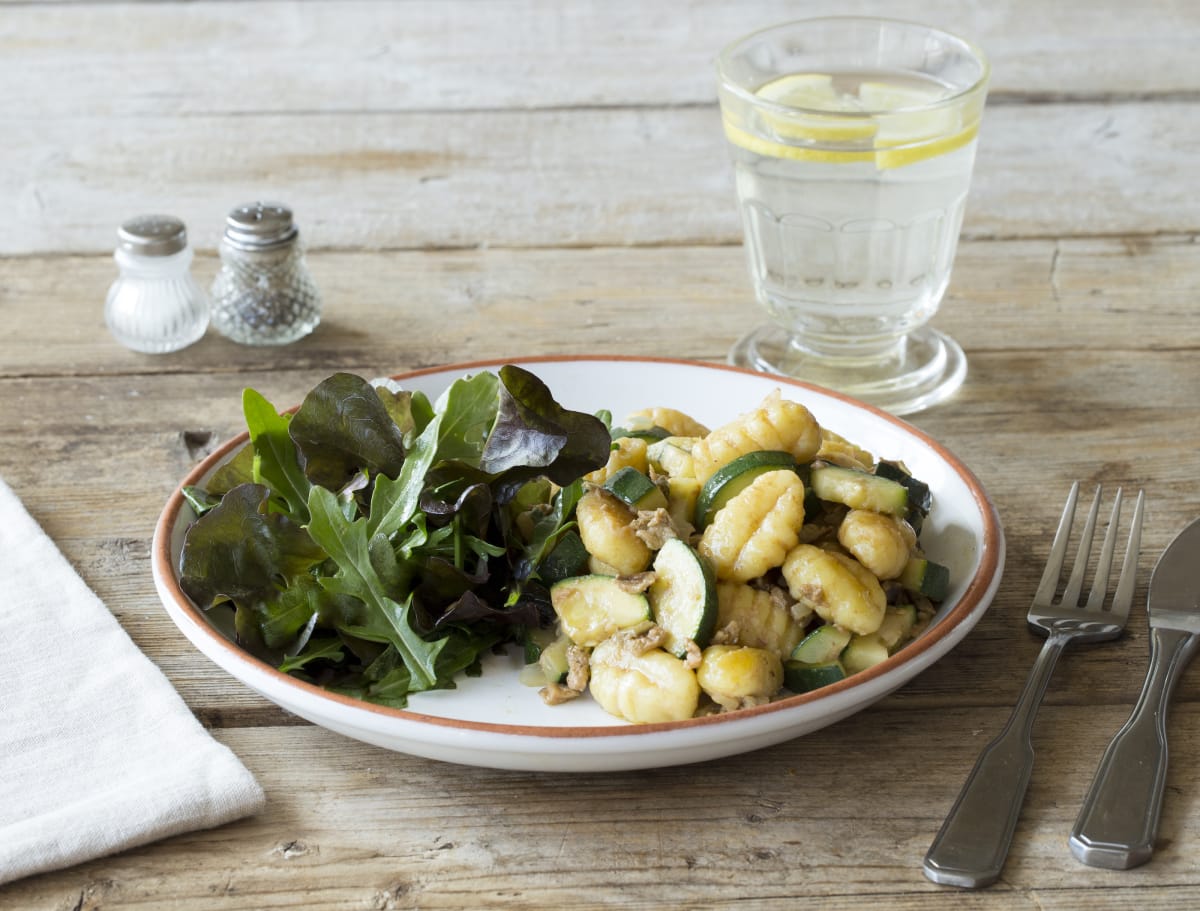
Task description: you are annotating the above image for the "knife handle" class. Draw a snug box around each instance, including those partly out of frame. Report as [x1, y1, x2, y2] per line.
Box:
[1069, 627, 1200, 869]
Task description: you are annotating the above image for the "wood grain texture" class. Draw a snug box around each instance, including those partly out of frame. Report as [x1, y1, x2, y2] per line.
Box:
[5, 0, 1200, 119]
[4, 709, 1200, 910]
[4, 0, 1200, 906]
[2, 234, 1198, 378]
[5, 103, 1199, 254]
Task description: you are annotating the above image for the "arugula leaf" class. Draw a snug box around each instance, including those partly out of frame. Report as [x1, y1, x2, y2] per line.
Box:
[255, 575, 326, 650]
[306, 485, 445, 691]
[181, 366, 616, 708]
[243, 388, 312, 521]
[365, 372, 495, 538]
[278, 637, 345, 674]
[288, 373, 407, 489]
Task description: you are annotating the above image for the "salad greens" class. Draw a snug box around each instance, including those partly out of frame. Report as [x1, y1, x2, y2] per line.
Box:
[179, 366, 612, 706]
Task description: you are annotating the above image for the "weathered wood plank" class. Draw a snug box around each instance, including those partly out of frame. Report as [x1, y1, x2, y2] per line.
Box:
[0, 342, 1197, 725]
[6, 1, 1200, 906]
[1, 236, 1196, 380]
[4, 708, 1200, 909]
[5, 102, 1199, 255]
[3, 239, 1196, 727]
[4, 0, 1199, 119]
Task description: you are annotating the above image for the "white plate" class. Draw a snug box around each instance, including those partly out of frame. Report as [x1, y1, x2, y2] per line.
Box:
[153, 356, 1004, 771]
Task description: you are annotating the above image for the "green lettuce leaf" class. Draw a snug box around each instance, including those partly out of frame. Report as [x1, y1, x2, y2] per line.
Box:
[207, 442, 256, 495]
[288, 373, 408, 489]
[179, 483, 326, 609]
[243, 388, 311, 521]
[481, 365, 611, 484]
[181, 366, 613, 708]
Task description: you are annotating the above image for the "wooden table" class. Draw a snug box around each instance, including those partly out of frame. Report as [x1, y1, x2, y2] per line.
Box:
[3, 1, 1199, 907]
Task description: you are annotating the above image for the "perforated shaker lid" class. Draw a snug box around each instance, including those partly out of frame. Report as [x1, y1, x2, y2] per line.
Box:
[222, 201, 299, 250]
[117, 214, 188, 256]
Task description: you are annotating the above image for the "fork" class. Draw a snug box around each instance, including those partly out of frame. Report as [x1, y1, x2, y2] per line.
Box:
[923, 482, 1145, 889]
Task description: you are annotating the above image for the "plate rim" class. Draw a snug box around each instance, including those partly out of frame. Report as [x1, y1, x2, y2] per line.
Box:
[152, 355, 1003, 741]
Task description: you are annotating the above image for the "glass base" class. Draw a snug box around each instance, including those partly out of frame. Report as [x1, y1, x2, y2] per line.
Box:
[728, 324, 966, 415]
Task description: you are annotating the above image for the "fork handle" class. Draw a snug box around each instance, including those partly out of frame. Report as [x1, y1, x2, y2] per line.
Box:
[923, 633, 1069, 888]
[1069, 627, 1200, 869]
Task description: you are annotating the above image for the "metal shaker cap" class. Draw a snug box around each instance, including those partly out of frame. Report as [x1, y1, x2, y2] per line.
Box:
[117, 215, 188, 256]
[222, 201, 299, 250]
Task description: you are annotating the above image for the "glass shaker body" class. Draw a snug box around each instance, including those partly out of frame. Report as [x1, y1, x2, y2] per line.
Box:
[105, 216, 209, 354]
[210, 202, 321, 346]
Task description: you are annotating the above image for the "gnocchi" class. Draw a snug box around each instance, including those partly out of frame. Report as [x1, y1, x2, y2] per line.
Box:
[698, 469, 806, 581]
[589, 636, 701, 723]
[576, 488, 652, 576]
[837, 509, 916, 580]
[585, 436, 649, 484]
[697, 645, 784, 711]
[691, 390, 821, 484]
[527, 390, 946, 723]
[781, 544, 887, 636]
[715, 581, 808, 658]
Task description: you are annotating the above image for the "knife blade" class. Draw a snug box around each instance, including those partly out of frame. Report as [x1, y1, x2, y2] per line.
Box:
[1069, 516, 1200, 869]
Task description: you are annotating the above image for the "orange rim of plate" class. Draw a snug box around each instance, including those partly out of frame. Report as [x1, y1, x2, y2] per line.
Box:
[152, 355, 1004, 740]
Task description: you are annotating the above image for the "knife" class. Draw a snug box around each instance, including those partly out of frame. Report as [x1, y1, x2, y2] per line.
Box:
[1069, 516, 1200, 869]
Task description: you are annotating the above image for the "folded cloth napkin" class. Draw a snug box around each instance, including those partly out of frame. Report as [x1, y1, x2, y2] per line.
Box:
[0, 477, 264, 885]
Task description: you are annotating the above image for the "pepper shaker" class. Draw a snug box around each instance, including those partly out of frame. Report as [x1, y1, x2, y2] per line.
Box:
[210, 202, 322, 345]
[105, 215, 210, 354]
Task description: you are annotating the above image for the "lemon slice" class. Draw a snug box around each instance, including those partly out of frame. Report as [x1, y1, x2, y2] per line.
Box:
[873, 123, 978, 169]
[757, 73, 850, 110]
[858, 80, 976, 169]
[754, 73, 877, 145]
[724, 72, 977, 167]
[721, 120, 874, 164]
[858, 80, 948, 110]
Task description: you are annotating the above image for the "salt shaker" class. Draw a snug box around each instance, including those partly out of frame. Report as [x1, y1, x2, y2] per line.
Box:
[210, 202, 321, 345]
[105, 215, 210, 354]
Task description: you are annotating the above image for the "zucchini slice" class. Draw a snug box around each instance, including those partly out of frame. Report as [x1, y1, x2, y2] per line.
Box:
[522, 629, 572, 684]
[538, 529, 591, 584]
[520, 628, 572, 686]
[646, 436, 697, 479]
[841, 634, 890, 674]
[783, 659, 847, 693]
[694, 450, 799, 530]
[538, 633, 572, 684]
[875, 604, 918, 651]
[874, 460, 932, 530]
[810, 463, 908, 516]
[899, 557, 951, 601]
[790, 624, 852, 665]
[550, 575, 652, 647]
[648, 538, 718, 656]
[874, 460, 932, 513]
[610, 424, 671, 443]
[605, 466, 669, 512]
[666, 476, 701, 534]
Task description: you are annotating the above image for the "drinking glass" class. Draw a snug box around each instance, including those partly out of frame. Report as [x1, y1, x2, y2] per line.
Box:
[717, 17, 989, 414]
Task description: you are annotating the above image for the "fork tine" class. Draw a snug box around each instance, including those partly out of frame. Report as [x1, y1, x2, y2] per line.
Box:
[1108, 489, 1145, 620]
[1060, 485, 1103, 608]
[1084, 488, 1123, 611]
[1034, 481, 1080, 604]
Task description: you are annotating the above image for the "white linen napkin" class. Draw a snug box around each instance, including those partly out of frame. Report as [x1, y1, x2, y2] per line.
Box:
[0, 477, 264, 885]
